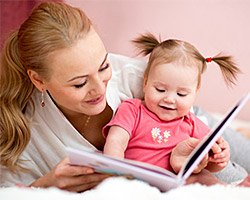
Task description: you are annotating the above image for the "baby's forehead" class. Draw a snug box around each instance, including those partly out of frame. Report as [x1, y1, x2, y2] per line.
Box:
[153, 59, 200, 71]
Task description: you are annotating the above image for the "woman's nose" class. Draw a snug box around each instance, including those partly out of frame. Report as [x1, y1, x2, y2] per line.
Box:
[89, 75, 106, 95]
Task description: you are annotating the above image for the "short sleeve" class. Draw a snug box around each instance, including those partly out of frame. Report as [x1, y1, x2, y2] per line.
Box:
[189, 112, 211, 139]
[103, 99, 141, 138]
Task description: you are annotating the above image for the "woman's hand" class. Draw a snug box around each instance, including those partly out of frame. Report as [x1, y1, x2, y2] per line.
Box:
[30, 157, 109, 192]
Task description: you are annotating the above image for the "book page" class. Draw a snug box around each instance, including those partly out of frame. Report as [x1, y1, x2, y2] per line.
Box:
[67, 147, 184, 192]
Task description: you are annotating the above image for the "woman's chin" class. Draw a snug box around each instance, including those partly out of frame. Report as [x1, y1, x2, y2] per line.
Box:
[88, 100, 107, 116]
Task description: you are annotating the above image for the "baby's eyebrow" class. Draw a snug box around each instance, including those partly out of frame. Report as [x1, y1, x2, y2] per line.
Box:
[178, 87, 191, 92]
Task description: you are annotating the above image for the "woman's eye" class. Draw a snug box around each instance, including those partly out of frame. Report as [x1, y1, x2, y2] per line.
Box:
[99, 63, 110, 72]
[74, 81, 87, 88]
[155, 88, 165, 92]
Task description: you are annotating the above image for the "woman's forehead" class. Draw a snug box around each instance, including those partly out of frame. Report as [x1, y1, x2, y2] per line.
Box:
[46, 31, 106, 78]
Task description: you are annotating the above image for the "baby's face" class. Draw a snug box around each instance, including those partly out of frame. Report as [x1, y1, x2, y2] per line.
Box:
[143, 63, 199, 121]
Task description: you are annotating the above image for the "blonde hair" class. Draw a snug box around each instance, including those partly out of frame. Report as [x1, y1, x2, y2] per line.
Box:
[0, 2, 92, 172]
[132, 32, 241, 88]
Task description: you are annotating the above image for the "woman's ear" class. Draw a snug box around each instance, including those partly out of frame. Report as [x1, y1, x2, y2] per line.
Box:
[27, 69, 46, 92]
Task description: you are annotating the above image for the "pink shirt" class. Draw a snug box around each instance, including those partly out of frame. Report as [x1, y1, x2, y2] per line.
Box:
[103, 99, 211, 172]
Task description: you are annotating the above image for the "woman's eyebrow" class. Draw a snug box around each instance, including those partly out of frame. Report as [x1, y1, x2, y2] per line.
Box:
[68, 74, 87, 83]
[67, 53, 108, 83]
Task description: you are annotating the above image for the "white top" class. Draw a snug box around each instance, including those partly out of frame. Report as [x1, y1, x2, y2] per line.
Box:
[0, 53, 146, 186]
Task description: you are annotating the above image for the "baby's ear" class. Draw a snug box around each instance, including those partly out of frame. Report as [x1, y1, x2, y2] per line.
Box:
[143, 75, 147, 92]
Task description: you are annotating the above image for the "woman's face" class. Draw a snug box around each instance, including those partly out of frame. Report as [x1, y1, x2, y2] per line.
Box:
[43, 29, 112, 117]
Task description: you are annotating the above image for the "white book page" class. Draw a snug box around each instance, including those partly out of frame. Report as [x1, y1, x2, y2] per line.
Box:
[67, 147, 184, 192]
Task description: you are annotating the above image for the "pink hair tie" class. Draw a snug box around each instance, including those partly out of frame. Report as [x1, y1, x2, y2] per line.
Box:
[206, 57, 212, 63]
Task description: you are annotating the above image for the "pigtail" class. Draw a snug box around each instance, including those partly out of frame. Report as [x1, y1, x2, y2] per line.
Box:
[0, 30, 34, 172]
[208, 54, 241, 87]
[132, 32, 160, 56]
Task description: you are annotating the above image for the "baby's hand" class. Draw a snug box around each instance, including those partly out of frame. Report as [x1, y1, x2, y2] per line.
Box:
[208, 136, 230, 169]
[193, 153, 209, 173]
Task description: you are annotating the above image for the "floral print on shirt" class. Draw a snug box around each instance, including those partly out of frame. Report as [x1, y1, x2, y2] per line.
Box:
[151, 127, 171, 143]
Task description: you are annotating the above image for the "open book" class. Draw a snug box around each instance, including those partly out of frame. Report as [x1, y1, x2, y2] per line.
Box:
[67, 92, 250, 192]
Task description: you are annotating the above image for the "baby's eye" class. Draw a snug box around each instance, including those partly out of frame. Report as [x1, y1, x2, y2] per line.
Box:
[177, 92, 187, 97]
[74, 81, 87, 88]
[155, 87, 165, 92]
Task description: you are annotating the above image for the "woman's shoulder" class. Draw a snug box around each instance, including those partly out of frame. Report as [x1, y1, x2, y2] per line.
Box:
[106, 54, 146, 107]
[108, 53, 146, 73]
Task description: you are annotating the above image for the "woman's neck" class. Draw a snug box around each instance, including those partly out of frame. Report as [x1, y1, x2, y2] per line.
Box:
[81, 104, 113, 150]
[47, 91, 113, 150]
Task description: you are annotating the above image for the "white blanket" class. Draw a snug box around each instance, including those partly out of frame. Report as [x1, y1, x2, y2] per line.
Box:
[1, 177, 250, 200]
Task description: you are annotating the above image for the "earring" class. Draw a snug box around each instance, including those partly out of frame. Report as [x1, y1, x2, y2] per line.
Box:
[41, 91, 45, 107]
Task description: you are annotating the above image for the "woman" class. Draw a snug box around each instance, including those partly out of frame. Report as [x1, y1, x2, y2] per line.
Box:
[0, 1, 249, 192]
[0, 1, 150, 191]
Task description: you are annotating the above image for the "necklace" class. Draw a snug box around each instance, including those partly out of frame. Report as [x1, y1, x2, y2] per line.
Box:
[80, 115, 91, 134]
[84, 116, 91, 127]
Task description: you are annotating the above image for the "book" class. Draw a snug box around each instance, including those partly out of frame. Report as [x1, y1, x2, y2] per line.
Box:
[67, 92, 250, 192]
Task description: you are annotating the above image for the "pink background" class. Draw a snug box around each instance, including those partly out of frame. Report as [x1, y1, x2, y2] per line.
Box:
[0, 0, 249, 121]
[0, 0, 61, 50]
[65, 0, 250, 121]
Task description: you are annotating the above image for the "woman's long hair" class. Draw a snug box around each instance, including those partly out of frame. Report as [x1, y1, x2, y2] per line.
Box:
[0, 2, 91, 172]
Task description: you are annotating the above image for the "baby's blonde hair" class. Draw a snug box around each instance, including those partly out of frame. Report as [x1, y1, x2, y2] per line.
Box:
[132, 32, 240, 89]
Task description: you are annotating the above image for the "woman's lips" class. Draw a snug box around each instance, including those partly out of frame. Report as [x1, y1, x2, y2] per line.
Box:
[86, 95, 104, 105]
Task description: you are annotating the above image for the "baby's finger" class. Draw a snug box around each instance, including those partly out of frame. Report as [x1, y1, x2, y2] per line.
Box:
[193, 154, 208, 173]
[210, 149, 229, 162]
[216, 162, 228, 168]
[209, 156, 227, 163]
[216, 136, 223, 144]
[211, 150, 227, 159]
[218, 141, 230, 150]
[210, 143, 222, 154]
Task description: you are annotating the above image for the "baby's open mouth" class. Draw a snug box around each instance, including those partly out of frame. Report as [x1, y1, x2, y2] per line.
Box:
[159, 105, 176, 110]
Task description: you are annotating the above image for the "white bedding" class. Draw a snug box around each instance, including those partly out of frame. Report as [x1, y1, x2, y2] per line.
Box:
[1, 177, 250, 200]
